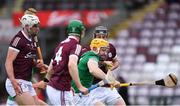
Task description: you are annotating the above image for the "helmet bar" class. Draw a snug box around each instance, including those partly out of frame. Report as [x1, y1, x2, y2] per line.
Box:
[95, 30, 108, 35]
[94, 26, 108, 38]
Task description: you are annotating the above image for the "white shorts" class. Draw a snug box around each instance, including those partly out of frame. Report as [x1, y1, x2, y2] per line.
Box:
[73, 93, 99, 106]
[90, 87, 123, 105]
[46, 85, 74, 105]
[5, 79, 36, 97]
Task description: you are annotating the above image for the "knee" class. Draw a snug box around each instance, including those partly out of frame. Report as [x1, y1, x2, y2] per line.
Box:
[115, 99, 126, 106]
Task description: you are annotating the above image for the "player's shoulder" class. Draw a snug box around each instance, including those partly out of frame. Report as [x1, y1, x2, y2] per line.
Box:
[10, 31, 24, 43]
[62, 37, 79, 45]
[58, 38, 81, 51]
[70, 38, 79, 44]
[9, 31, 26, 49]
[12, 31, 23, 39]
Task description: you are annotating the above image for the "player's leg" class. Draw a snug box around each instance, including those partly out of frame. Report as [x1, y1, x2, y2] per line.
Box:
[103, 87, 126, 106]
[46, 85, 75, 105]
[14, 92, 36, 105]
[46, 85, 60, 105]
[6, 96, 18, 106]
[6, 79, 47, 105]
[16, 81, 47, 105]
[113, 98, 126, 106]
[74, 93, 105, 106]
[6, 88, 46, 106]
[28, 83, 47, 105]
[64, 90, 75, 105]
[90, 87, 126, 105]
[33, 95, 47, 105]
[90, 87, 108, 103]
[6, 79, 36, 105]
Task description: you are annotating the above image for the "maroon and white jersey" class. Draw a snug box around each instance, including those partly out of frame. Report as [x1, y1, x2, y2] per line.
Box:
[107, 43, 117, 61]
[48, 36, 82, 91]
[9, 30, 36, 81]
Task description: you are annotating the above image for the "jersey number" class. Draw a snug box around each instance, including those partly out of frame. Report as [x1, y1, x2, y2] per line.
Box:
[54, 46, 63, 64]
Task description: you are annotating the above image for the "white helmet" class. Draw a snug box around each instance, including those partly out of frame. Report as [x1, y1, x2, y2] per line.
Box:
[20, 14, 40, 28]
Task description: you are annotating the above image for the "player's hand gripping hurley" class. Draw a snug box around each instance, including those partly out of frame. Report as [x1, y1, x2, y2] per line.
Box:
[87, 73, 178, 93]
[80, 70, 118, 95]
[33, 35, 47, 73]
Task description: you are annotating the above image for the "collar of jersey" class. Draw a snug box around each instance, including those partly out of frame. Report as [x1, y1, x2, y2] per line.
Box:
[68, 36, 78, 41]
[21, 30, 32, 41]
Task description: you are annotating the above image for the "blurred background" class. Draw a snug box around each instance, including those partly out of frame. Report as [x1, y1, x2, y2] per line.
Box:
[0, 0, 180, 105]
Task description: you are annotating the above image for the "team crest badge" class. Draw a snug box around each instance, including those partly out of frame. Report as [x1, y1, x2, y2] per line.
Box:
[108, 53, 112, 58]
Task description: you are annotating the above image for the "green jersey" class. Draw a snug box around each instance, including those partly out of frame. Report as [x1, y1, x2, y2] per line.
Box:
[71, 51, 100, 93]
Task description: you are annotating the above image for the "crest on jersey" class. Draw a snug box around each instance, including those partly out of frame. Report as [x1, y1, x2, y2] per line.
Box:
[108, 52, 112, 58]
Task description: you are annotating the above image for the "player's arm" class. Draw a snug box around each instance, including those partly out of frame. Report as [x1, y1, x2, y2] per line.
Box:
[44, 59, 54, 80]
[88, 58, 106, 80]
[5, 47, 22, 94]
[35, 60, 48, 71]
[5, 47, 18, 81]
[68, 55, 83, 88]
[33, 60, 53, 89]
[68, 55, 88, 93]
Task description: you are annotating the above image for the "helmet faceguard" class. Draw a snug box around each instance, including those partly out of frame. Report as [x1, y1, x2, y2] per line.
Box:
[93, 26, 108, 39]
[20, 14, 40, 35]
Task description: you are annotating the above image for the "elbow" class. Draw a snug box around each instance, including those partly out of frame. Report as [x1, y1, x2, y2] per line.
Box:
[89, 69, 93, 74]
[89, 67, 95, 74]
[88, 63, 97, 74]
[88, 65, 93, 73]
[89, 70, 96, 77]
[5, 60, 9, 69]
